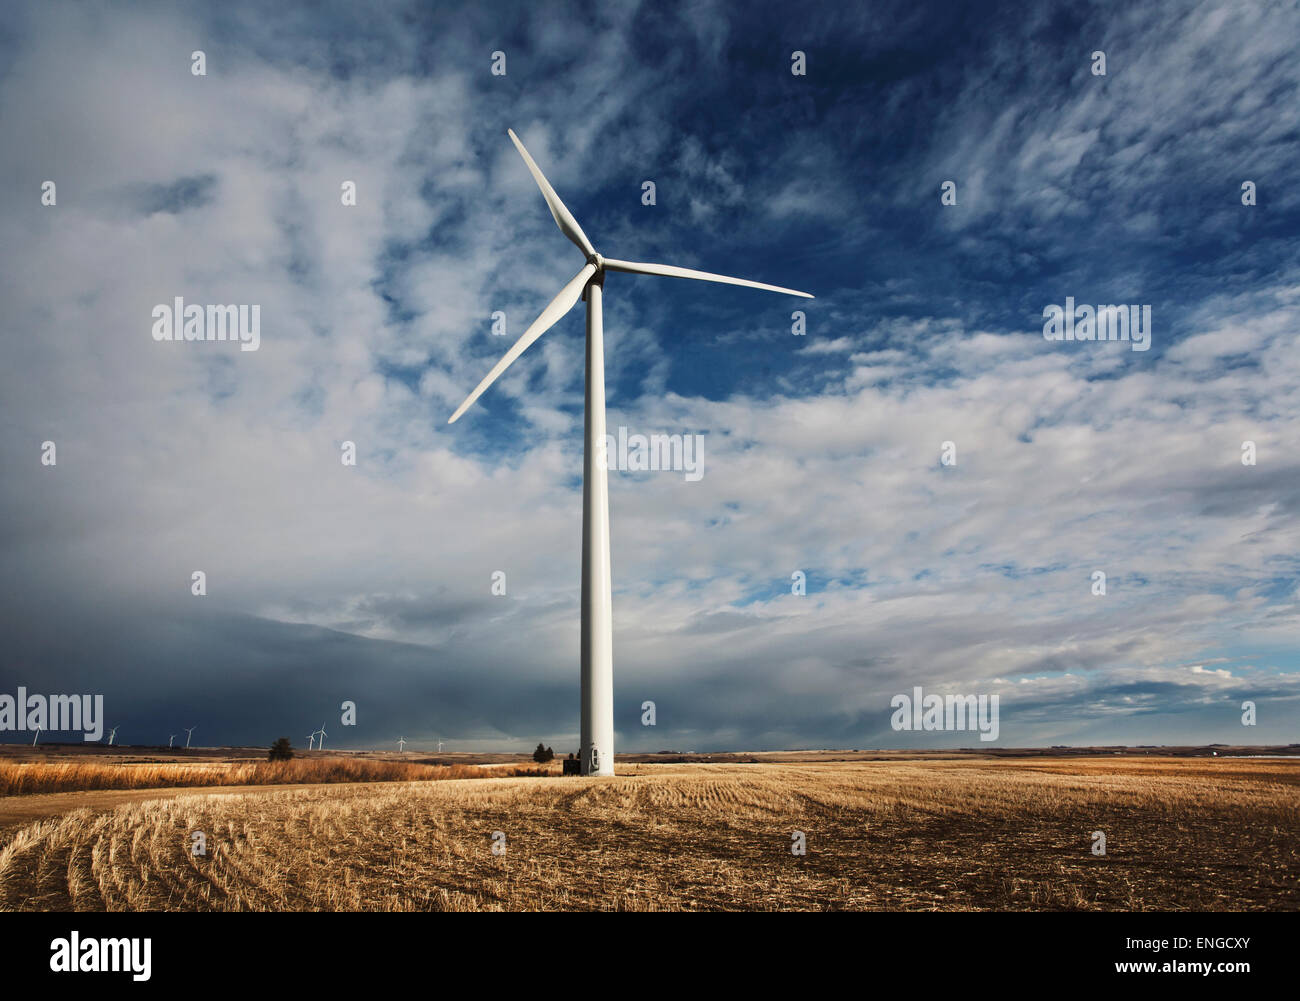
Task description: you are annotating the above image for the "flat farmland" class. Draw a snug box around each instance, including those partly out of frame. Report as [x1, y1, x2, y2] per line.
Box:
[0, 757, 1295, 911]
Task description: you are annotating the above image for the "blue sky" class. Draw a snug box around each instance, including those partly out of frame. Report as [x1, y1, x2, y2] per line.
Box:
[1, 0, 1298, 751]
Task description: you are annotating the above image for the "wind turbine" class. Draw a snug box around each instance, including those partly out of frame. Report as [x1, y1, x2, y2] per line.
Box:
[32, 726, 41, 746]
[184, 726, 195, 749]
[168, 734, 176, 748]
[397, 737, 407, 752]
[316, 724, 327, 750]
[106, 725, 119, 746]
[437, 739, 444, 753]
[307, 732, 316, 751]
[448, 129, 812, 775]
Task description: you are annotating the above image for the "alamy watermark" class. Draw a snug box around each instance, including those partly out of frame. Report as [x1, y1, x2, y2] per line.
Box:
[50, 933, 150, 981]
[151, 297, 261, 351]
[1043, 297, 1150, 352]
[890, 686, 999, 742]
[0, 687, 104, 741]
[598, 427, 704, 481]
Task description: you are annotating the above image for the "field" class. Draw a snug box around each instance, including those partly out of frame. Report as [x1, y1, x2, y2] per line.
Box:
[0, 756, 1296, 911]
[0, 757, 543, 796]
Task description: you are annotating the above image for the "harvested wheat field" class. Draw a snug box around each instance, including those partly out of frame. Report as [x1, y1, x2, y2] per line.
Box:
[0, 757, 1296, 911]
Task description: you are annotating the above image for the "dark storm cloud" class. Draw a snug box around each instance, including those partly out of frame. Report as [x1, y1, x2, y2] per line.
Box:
[0, 600, 575, 749]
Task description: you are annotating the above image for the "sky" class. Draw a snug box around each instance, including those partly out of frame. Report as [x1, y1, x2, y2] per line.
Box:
[1, 0, 1298, 752]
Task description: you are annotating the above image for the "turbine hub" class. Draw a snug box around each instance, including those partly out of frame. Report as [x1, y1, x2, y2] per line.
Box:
[589, 252, 605, 271]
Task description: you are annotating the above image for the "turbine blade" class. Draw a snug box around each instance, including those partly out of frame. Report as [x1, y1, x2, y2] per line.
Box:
[448, 262, 597, 424]
[602, 258, 813, 298]
[507, 129, 596, 258]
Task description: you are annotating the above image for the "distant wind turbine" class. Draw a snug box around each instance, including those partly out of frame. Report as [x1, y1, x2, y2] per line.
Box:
[397, 737, 406, 752]
[184, 726, 195, 749]
[447, 130, 812, 775]
[168, 734, 176, 748]
[106, 725, 119, 746]
[437, 739, 444, 753]
[32, 726, 41, 746]
[316, 724, 327, 750]
[307, 732, 316, 751]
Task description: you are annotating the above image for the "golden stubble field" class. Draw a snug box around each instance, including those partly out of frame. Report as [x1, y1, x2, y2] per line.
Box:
[0, 757, 1296, 911]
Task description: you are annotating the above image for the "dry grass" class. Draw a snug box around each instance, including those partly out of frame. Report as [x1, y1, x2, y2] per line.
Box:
[0, 757, 548, 796]
[0, 757, 1296, 911]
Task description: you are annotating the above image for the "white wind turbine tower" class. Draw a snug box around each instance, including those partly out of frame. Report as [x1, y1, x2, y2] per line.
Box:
[106, 725, 119, 746]
[168, 734, 176, 748]
[32, 726, 41, 746]
[397, 737, 407, 752]
[184, 726, 195, 749]
[437, 739, 444, 753]
[448, 129, 812, 775]
[307, 732, 316, 751]
[316, 724, 327, 750]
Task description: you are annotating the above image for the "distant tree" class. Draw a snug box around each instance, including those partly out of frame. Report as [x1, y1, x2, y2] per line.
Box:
[545, 746, 554, 761]
[533, 742, 554, 763]
[269, 737, 294, 761]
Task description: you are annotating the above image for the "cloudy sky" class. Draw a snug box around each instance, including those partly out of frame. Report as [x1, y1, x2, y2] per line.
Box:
[2, 0, 1298, 752]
